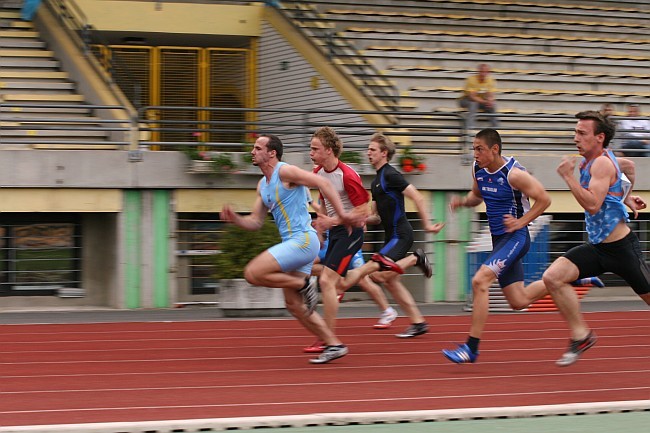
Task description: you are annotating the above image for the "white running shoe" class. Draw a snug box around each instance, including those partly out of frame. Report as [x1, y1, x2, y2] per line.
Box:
[373, 307, 398, 329]
[309, 345, 349, 364]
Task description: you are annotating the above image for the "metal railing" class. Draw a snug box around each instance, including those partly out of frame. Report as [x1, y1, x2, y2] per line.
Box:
[2, 103, 649, 156]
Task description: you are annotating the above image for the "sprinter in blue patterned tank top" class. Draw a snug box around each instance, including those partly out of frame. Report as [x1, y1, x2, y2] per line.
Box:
[220, 134, 361, 364]
[544, 110, 649, 367]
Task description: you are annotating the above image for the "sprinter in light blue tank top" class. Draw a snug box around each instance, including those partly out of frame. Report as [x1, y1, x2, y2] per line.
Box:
[220, 134, 361, 364]
[545, 110, 650, 367]
[260, 161, 319, 274]
[578, 149, 628, 244]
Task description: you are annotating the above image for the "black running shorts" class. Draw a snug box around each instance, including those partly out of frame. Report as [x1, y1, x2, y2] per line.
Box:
[564, 230, 650, 295]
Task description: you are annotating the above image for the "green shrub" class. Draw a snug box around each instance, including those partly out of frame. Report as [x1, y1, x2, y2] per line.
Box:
[213, 218, 281, 280]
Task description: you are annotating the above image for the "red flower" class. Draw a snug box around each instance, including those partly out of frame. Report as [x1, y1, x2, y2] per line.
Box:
[417, 163, 426, 172]
[402, 164, 414, 173]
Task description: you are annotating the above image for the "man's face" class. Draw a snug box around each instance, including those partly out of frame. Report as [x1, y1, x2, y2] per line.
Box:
[574, 119, 603, 157]
[310, 136, 330, 166]
[478, 64, 490, 81]
[251, 136, 271, 166]
[367, 141, 385, 168]
[472, 137, 498, 168]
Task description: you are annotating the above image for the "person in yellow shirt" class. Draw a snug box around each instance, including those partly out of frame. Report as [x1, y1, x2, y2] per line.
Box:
[459, 64, 499, 130]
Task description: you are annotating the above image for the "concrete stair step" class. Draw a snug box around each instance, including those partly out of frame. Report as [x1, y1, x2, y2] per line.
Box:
[0, 38, 45, 49]
[1, 94, 86, 103]
[0, 71, 69, 80]
[0, 11, 21, 19]
[0, 19, 32, 29]
[0, 49, 55, 57]
[0, 106, 93, 116]
[0, 129, 108, 138]
[31, 143, 122, 150]
[0, 117, 102, 126]
[0, 30, 39, 38]
[0, 82, 76, 92]
[0, 59, 60, 68]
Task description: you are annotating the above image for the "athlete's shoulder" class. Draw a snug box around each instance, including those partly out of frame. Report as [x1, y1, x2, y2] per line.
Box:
[338, 161, 363, 182]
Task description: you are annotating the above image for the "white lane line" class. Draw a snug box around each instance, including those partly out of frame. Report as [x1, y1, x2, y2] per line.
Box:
[2, 389, 650, 415]
[3, 369, 650, 395]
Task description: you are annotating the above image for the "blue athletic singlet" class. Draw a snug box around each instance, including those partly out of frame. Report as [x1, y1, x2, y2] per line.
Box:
[579, 149, 629, 244]
[474, 157, 531, 285]
[259, 162, 319, 274]
[260, 162, 314, 241]
[474, 156, 531, 236]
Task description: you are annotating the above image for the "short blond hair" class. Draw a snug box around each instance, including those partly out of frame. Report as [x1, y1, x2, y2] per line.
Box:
[370, 132, 396, 161]
[312, 126, 342, 158]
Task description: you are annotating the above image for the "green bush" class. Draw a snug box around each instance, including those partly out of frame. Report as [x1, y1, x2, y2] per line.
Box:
[339, 150, 363, 164]
[213, 218, 281, 280]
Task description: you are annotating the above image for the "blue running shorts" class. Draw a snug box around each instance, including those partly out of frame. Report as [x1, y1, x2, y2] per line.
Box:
[268, 229, 320, 275]
[485, 228, 531, 287]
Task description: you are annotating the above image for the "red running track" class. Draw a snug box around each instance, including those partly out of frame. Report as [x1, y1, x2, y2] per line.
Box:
[1, 311, 650, 427]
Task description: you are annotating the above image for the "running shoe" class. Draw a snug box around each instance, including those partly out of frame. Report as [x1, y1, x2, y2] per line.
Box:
[442, 343, 478, 364]
[556, 331, 597, 367]
[395, 322, 429, 338]
[303, 339, 325, 353]
[414, 248, 433, 278]
[571, 277, 605, 287]
[299, 276, 319, 316]
[337, 292, 345, 303]
[309, 345, 349, 364]
[371, 253, 405, 274]
[373, 307, 398, 329]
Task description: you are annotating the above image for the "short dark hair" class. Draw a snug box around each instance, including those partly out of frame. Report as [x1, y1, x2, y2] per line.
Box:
[260, 134, 283, 160]
[575, 110, 616, 147]
[476, 128, 502, 154]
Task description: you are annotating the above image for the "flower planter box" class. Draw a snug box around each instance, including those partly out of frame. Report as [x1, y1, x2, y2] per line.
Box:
[219, 278, 288, 317]
[189, 159, 215, 173]
[187, 152, 258, 174]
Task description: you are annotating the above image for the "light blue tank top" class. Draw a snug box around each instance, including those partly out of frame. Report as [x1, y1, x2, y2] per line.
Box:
[474, 156, 531, 236]
[579, 149, 628, 244]
[259, 162, 315, 241]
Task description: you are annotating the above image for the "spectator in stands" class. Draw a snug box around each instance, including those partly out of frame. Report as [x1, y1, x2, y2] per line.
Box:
[458, 64, 499, 131]
[599, 103, 615, 118]
[617, 104, 650, 157]
[21, 0, 41, 21]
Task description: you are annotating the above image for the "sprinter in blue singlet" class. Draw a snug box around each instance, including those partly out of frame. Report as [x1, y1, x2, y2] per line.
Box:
[220, 134, 360, 364]
[442, 128, 552, 364]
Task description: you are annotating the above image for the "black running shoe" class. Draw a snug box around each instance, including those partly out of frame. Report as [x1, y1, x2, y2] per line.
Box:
[414, 248, 432, 278]
[396, 322, 429, 338]
[556, 331, 597, 366]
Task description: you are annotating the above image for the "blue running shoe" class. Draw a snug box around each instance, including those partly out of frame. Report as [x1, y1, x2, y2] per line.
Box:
[571, 277, 604, 288]
[442, 343, 478, 364]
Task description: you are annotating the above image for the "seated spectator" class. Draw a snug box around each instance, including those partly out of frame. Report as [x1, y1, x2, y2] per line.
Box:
[618, 104, 650, 157]
[458, 63, 499, 130]
[599, 103, 615, 117]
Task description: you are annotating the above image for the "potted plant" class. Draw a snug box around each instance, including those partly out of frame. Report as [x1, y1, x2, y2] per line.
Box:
[340, 149, 373, 175]
[214, 218, 287, 316]
[398, 147, 427, 173]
